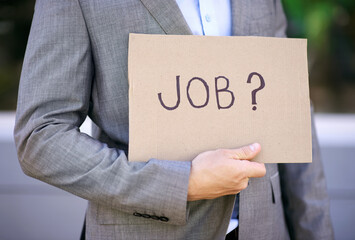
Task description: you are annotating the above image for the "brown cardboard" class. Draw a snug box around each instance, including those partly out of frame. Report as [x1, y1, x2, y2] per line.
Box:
[128, 33, 312, 163]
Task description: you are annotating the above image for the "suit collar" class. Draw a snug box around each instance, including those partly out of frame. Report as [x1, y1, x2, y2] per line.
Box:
[139, 0, 192, 35]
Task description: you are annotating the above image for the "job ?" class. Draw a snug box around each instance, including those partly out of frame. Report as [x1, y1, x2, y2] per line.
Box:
[157, 72, 264, 111]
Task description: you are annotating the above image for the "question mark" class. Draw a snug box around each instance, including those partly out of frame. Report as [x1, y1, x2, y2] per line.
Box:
[247, 72, 265, 111]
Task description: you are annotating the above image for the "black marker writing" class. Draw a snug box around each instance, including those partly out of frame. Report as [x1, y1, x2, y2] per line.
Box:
[246, 72, 265, 111]
[157, 73, 265, 111]
[158, 75, 181, 110]
[186, 77, 209, 108]
[215, 76, 235, 109]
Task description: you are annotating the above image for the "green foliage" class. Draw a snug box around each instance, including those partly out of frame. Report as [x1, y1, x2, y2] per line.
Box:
[282, 0, 355, 112]
[0, 0, 35, 110]
[283, 0, 335, 51]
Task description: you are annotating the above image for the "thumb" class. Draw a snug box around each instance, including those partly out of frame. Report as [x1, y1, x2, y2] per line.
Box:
[232, 143, 261, 160]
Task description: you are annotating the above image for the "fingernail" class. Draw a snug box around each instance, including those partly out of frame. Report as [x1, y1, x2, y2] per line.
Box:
[249, 144, 256, 152]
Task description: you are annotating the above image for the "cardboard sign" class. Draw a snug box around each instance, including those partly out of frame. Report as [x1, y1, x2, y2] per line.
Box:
[128, 33, 312, 163]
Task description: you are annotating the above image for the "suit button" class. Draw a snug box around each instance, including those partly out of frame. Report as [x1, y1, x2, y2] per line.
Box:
[142, 214, 151, 218]
[133, 212, 142, 217]
[151, 215, 160, 220]
[159, 216, 169, 222]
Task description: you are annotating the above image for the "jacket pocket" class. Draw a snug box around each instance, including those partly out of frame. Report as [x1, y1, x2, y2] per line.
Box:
[270, 171, 281, 204]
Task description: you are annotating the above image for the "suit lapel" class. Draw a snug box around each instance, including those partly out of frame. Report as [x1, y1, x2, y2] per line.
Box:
[139, 0, 192, 35]
[231, 0, 249, 36]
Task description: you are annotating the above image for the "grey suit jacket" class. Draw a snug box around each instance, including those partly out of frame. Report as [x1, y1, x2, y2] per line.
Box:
[14, 0, 334, 239]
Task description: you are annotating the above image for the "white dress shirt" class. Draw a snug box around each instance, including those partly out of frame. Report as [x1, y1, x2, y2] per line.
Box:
[176, 0, 232, 36]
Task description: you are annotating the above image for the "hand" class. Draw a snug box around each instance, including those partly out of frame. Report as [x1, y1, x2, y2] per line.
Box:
[187, 143, 266, 201]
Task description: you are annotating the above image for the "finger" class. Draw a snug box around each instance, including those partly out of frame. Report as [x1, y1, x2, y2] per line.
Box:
[232, 143, 261, 160]
[243, 161, 266, 178]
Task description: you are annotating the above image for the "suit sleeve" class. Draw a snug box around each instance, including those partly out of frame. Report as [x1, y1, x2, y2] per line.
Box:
[274, 1, 334, 239]
[14, 0, 190, 226]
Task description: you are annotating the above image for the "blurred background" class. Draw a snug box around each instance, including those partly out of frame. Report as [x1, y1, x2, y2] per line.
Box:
[283, 0, 355, 113]
[0, 0, 354, 239]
